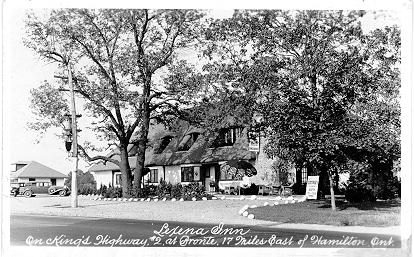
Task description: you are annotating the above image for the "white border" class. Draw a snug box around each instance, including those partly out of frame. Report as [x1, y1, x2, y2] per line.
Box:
[2, 0, 412, 257]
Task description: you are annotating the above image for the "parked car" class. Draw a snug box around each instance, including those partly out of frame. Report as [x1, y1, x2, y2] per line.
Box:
[10, 182, 33, 197]
[10, 182, 70, 197]
[48, 185, 71, 196]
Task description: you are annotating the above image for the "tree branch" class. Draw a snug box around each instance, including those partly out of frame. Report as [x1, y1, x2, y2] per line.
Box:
[72, 36, 112, 81]
[78, 144, 120, 166]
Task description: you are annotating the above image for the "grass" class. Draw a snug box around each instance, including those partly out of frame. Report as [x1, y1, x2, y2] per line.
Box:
[248, 199, 400, 227]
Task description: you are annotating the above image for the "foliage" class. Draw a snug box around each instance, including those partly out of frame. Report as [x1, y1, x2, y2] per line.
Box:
[270, 159, 295, 185]
[25, 9, 207, 197]
[171, 183, 183, 198]
[345, 160, 401, 202]
[103, 185, 123, 198]
[345, 185, 376, 203]
[65, 170, 97, 195]
[179, 10, 400, 209]
[97, 184, 108, 195]
[155, 179, 173, 198]
[28, 81, 69, 134]
[180, 182, 206, 199]
[240, 183, 259, 195]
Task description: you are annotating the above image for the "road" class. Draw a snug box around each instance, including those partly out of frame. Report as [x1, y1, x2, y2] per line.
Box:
[10, 214, 400, 248]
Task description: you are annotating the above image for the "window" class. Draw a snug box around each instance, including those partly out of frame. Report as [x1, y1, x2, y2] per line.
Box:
[115, 174, 122, 186]
[154, 136, 173, 154]
[29, 178, 35, 182]
[220, 169, 242, 181]
[205, 168, 210, 178]
[178, 133, 199, 151]
[301, 167, 308, 184]
[149, 169, 158, 183]
[212, 127, 242, 147]
[181, 167, 195, 182]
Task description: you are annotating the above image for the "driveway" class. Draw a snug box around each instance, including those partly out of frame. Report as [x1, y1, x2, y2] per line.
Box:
[10, 195, 283, 226]
[9, 195, 400, 235]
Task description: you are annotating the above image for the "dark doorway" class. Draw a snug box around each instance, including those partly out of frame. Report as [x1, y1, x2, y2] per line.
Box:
[51, 178, 56, 186]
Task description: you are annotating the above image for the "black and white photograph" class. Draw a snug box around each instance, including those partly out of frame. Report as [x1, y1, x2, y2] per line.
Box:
[2, 0, 412, 257]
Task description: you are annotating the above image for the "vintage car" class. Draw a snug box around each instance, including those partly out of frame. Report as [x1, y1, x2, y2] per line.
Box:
[48, 185, 71, 196]
[10, 182, 70, 197]
[10, 182, 33, 197]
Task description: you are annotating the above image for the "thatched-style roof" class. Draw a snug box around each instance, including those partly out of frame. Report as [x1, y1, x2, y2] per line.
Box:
[89, 121, 255, 172]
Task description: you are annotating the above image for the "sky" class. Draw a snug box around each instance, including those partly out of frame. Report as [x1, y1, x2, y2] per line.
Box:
[2, 4, 405, 176]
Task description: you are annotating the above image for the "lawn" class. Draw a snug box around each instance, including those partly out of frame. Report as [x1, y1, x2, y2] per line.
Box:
[248, 199, 400, 227]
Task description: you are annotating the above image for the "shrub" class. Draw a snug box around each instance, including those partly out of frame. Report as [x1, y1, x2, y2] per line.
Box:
[292, 183, 306, 195]
[156, 179, 172, 198]
[97, 184, 107, 195]
[171, 183, 183, 198]
[104, 186, 123, 198]
[344, 160, 401, 202]
[241, 183, 259, 195]
[180, 182, 206, 200]
[65, 170, 97, 195]
[78, 184, 97, 195]
[373, 176, 401, 200]
[345, 185, 376, 203]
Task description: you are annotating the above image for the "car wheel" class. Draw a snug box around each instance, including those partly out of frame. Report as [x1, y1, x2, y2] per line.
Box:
[24, 190, 32, 198]
[59, 190, 67, 197]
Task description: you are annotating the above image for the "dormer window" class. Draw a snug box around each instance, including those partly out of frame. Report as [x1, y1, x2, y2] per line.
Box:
[178, 133, 199, 151]
[212, 127, 242, 147]
[154, 136, 173, 154]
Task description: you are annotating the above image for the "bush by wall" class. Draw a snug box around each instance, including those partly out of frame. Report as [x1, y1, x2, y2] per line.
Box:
[101, 181, 210, 200]
[171, 183, 183, 198]
[180, 182, 206, 199]
[103, 186, 123, 198]
[156, 179, 173, 198]
[97, 184, 108, 196]
[78, 185, 97, 195]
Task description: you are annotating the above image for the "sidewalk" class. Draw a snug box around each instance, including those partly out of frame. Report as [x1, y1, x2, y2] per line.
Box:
[10, 194, 400, 236]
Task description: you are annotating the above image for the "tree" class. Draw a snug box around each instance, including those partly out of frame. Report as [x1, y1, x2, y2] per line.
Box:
[25, 9, 205, 197]
[181, 10, 400, 209]
[65, 170, 97, 195]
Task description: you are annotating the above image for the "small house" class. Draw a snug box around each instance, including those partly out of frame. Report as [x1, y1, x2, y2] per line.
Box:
[89, 121, 299, 192]
[10, 161, 68, 187]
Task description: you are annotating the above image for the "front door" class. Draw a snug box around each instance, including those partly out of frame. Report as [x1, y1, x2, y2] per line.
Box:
[202, 165, 216, 192]
[51, 178, 56, 186]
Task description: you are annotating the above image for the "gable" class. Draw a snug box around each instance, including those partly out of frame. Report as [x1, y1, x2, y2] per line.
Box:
[11, 161, 68, 178]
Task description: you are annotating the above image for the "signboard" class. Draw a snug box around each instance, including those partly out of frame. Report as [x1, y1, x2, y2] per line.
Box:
[305, 176, 319, 200]
[248, 131, 260, 152]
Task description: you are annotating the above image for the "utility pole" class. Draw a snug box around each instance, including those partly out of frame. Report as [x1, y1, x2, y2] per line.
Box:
[68, 63, 78, 208]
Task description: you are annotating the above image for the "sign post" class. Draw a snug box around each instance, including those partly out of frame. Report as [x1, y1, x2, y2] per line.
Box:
[305, 176, 319, 200]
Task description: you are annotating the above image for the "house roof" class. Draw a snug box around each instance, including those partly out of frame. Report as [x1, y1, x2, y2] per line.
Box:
[11, 161, 31, 165]
[145, 128, 255, 166]
[10, 161, 68, 178]
[89, 121, 256, 172]
[89, 157, 137, 172]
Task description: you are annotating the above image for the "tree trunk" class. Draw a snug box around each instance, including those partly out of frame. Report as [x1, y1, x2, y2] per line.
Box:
[134, 132, 150, 192]
[328, 170, 336, 211]
[119, 145, 133, 197]
[133, 81, 151, 195]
